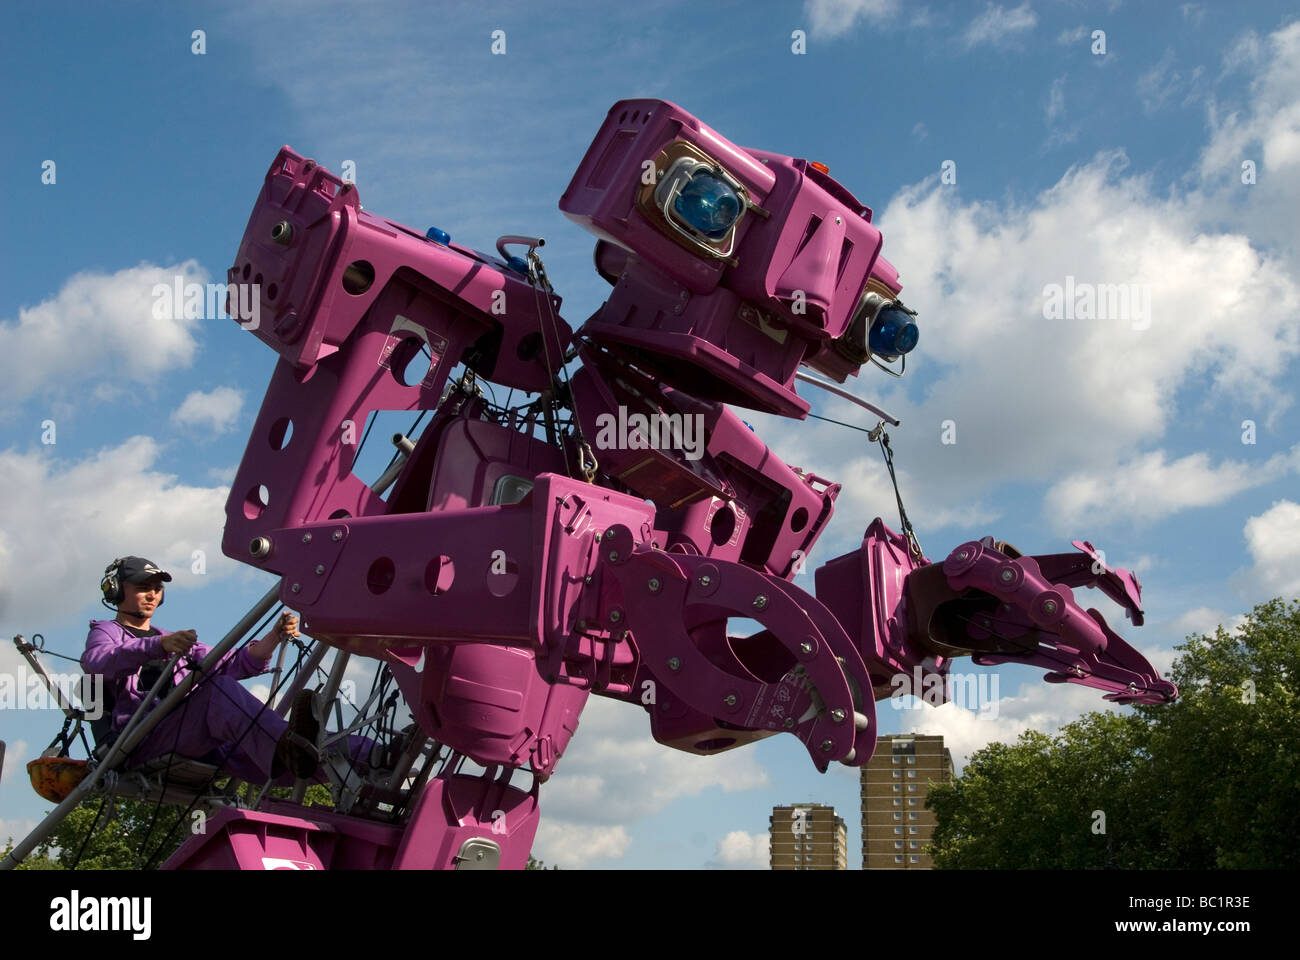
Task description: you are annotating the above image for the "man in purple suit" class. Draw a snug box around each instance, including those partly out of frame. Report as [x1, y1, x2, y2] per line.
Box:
[84, 555, 376, 788]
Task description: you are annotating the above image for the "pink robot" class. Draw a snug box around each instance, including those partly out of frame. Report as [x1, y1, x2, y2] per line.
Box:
[152, 99, 1174, 869]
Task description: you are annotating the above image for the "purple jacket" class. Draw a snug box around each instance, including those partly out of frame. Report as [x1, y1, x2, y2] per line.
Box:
[82, 619, 272, 735]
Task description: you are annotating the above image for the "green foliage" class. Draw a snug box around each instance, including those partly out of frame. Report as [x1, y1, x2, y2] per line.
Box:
[928, 597, 1300, 869]
[2, 779, 338, 871]
[525, 854, 559, 870]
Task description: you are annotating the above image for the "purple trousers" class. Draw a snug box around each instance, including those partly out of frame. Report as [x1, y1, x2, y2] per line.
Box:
[127, 674, 375, 787]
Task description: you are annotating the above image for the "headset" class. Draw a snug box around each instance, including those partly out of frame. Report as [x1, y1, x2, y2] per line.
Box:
[100, 558, 165, 614]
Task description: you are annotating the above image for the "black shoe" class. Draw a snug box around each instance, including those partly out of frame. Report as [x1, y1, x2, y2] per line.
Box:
[275, 689, 324, 779]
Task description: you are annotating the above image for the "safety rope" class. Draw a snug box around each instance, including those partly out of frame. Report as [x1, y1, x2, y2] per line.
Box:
[868, 423, 924, 563]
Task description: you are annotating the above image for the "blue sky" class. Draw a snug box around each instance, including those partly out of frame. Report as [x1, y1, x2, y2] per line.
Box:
[2, 0, 1299, 868]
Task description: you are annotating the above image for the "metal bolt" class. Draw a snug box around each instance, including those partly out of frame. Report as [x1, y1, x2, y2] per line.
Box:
[698, 574, 711, 587]
[723, 694, 737, 707]
[1042, 599, 1058, 615]
[830, 708, 846, 724]
[302, 532, 313, 544]
[315, 564, 326, 575]
[575, 620, 586, 632]
[648, 577, 661, 592]
[957, 550, 970, 560]
[249, 537, 272, 558]
[834, 216, 842, 225]
[784, 717, 795, 729]
[999, 568, 1014, 582]
[667, 657, 682, 671]
[608, 550, 620, 562]
[981, 618, 991, 627]
[609, 610, 623, 623]
[584, 575, 593, 585]
[271, 220, 294, 245]
[291, 583, 301, 593]
[753, 594, 768, 610]
[332, 530, 343, 542]
[800, 641, 813, 655]
[820, 739, 834, 752]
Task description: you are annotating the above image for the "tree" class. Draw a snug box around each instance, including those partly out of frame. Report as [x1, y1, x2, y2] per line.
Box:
[927, 597, 1300, 869]
[3, 781, 335, 870]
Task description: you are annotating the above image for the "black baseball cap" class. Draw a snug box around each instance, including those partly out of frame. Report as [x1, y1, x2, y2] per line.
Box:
[118, 557, 173, 583]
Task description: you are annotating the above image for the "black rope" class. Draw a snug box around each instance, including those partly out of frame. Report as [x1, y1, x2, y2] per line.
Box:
[805, 411, 877, 434]
[875, 428, 923, 561]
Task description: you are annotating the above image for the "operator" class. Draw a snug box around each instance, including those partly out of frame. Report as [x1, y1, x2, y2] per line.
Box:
[83, 556, 379, 789]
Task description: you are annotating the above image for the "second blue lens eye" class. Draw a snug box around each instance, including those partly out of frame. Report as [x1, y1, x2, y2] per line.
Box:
[869, 307, 920, 357]
[673, 172, 741, 238]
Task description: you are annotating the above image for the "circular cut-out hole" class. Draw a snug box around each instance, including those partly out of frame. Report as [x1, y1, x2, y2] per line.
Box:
[516, 331, 542, 362]
[242, 263, 251, 281]
[342, 260, 375, 295]
[254, 273, 263, 288]
[269, 417, 293, 450]
[486, 555, 520, 598]
[790, 507, 809, 533]
[694, 738, 736, 752]
[329, 508, 352, 520]
[390, 337, 431, 387]
[267, 282, 278, 301]
[710, 505, 736, 546]
[243, 484, 269, 520]
[424, 555, 455, 595]
[366, 557, 395, 595]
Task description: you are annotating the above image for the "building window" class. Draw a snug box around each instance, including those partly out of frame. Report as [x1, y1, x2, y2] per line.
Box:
[910, 855, 919, 863]
[893, 813, 902, 821]
[910, 841, 919, 849]
[907, 770, 916, 778]
[909, 813, 918, 821]
[909, 827, 918, 835]
[893, 785, 901, 792]
[908, 799, 917, 806]
[894, 827, 903, 835]
[908, 785, 916, 793]
[893, 799, 901, 807]
[893, 770, 901, 779]
[894, 841, 903, 849]
[907, 756, 915, 765]
[895, 855, 903, 864]
[892, 756, 900, 764]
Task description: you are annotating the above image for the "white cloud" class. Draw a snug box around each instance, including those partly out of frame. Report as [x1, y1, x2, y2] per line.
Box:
[1136, 49, 1204, 114]
[708, 829, 770, 869]
[1180, 3, 1206, 27]
[1170, 605, 1248, 638]
[0, 816, 39, 845]
[0, 740, 29, 786]
[0, 261, 206, 411]
[0, 435, 243, 627]
[526, 696, 771, 866]
[541, 697, 770, 828]
[1044, 445, 1300, 532]
[1241, 500, 1300, 599]
[963, 3, 1037, 49]
[1046, 75, 1066, 123]
[912, 121, 928, 141]
[531, 821, 630, 868]
[897, 678, 1139, 770]
[171, 387, 244, 434]
[1199, 23, 1300, 275]
[1056, 25, 1088, 45]
[804, 0, 899, 38]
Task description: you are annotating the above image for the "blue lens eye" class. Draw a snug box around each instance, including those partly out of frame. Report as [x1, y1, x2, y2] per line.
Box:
[673, 172, 742, 238]
[869, 307, 919, 357]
